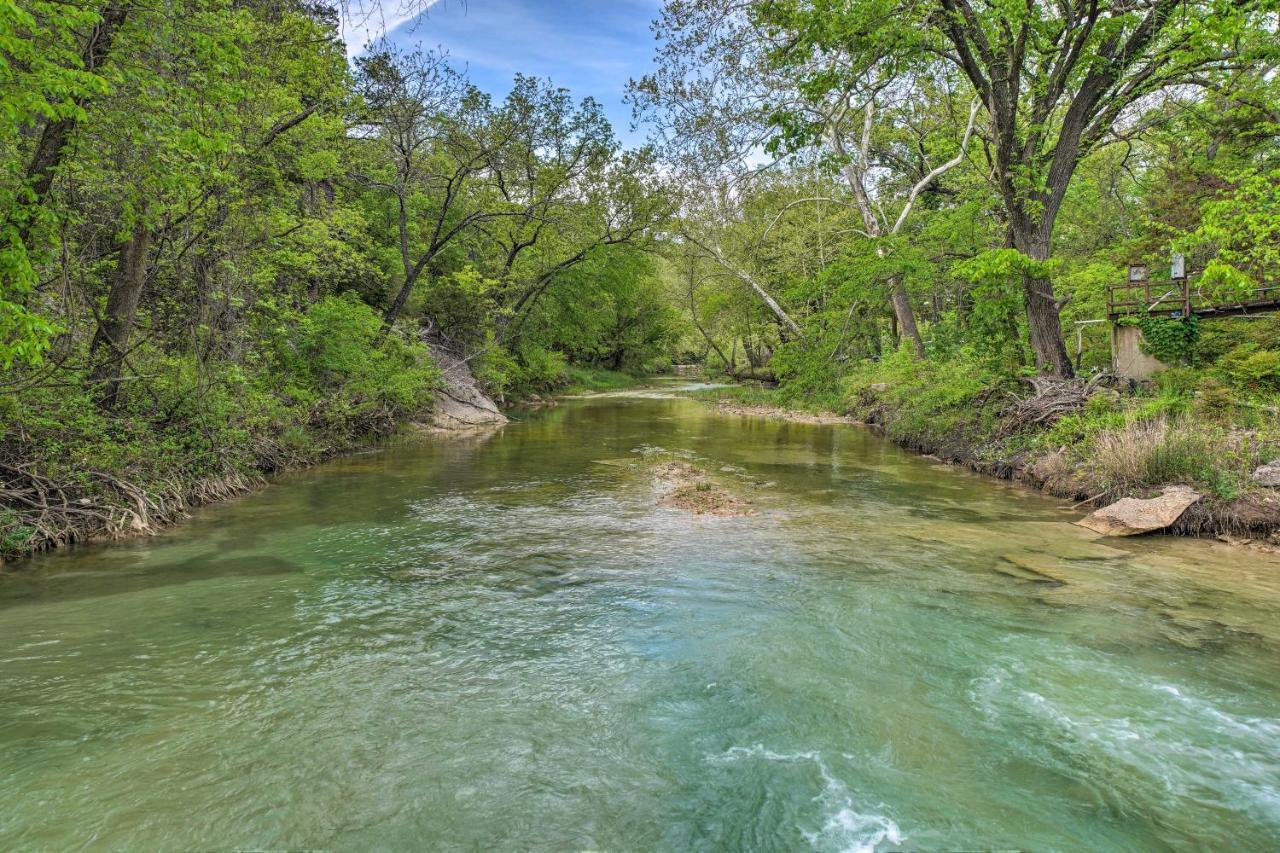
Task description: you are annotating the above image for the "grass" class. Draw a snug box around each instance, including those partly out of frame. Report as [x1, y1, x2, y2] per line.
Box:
[686, 384, 785, 407]
[559, 366, 648, 395]
[684, 383, 845, 415]
[831, 347, 1280, 511]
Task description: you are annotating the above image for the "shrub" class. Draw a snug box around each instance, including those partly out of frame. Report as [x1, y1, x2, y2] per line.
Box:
[1193, 378, 1237, 423]
[843, 346, 1004, 444]
[1218, 343, 1280, 393]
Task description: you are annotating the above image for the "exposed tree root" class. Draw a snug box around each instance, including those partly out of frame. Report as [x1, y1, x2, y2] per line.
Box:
[1, 461, 259, 564]
[999, 373, 1113, 436]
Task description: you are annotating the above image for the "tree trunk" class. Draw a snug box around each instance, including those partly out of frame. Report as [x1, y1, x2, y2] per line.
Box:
[18, 2, 129, 248]
[1011, 225, 1073, 378]
[381, 267, 423, 330]
[89, 217, 152, 408]
[889, 275, 926, 358]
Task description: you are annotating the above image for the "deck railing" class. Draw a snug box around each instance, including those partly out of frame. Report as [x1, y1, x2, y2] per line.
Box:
[1106, 271, 1280, 320]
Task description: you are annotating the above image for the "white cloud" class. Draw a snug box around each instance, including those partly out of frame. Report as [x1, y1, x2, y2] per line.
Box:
[341, 0, 445, 57]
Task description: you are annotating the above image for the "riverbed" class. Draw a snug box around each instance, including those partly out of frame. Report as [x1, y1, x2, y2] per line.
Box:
[1, 388, 1278, 850]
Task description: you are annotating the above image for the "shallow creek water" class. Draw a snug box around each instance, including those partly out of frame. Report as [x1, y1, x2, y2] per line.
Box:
[1, 387, 1278, 851]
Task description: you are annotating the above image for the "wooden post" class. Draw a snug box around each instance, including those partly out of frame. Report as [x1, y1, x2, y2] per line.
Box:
[1172, 253, 1189, 317]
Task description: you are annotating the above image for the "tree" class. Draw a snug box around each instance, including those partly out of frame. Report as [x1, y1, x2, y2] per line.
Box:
[352, 46, 505, 330]
[0, 0, 124, 367]
[813, 91, 980, 357]
[80, 0, 249, 406]
[498, 147, 673, 338]
[757, 0, 1280, 375]
[632, 0, 980, 357]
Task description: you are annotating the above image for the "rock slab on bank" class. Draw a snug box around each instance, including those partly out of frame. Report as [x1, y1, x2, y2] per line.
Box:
[422, 333, 507, 430]
[1251, 463, 1280, 487]
[1075, 486, 1201, 537]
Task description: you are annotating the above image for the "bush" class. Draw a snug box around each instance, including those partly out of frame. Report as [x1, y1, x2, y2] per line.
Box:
[1217, 343, 1280, 393]
[771, 338, 847, 410]
[1193, 378, 1237, 423]
[843, 346, 1004, 445]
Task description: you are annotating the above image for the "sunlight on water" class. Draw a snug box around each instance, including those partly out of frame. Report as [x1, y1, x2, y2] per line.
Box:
[1, 391, 1278, 850]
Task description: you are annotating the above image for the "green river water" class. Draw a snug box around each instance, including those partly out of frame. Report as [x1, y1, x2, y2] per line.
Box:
[1, 387, 1279, 851]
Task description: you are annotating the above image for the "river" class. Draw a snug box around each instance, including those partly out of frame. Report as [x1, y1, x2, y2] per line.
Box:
[1, 387, 1278, 851]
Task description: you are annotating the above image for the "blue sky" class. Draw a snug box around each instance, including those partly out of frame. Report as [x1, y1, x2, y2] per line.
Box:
[344, 1, 662, 147]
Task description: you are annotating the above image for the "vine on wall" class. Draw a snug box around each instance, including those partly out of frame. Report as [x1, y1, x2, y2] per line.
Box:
[1135, 315, 1200, 363]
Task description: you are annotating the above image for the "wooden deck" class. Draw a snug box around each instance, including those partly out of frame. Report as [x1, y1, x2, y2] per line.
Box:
[1107, 274, 1280, 321]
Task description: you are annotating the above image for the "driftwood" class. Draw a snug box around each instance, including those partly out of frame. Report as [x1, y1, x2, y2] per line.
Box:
[1000, 373, 1113, 436]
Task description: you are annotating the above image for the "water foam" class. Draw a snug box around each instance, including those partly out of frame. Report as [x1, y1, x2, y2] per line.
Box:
[710, 745, 903, 853]
[970, 646, 1280, 832]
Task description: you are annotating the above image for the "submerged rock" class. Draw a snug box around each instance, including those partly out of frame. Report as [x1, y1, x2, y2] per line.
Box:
[1075, 486, 1201, 537]
[655, 461, 755, 517]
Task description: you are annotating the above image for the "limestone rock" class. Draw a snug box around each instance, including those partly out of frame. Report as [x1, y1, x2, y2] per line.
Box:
[422, 333, 507, 430]
[1074, 486, 1201, 537]
[1251, 463, 1280, 487]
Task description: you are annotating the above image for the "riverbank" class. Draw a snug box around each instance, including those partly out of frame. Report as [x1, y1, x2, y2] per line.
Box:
[688, 382, 1280, 546]
[0, 403, 437, 567]
[0, 354, 663, 565]
[0, 301, 446, 566]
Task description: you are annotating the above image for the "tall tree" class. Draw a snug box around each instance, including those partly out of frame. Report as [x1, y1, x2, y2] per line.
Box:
[0, 0, 125, 366]
[632, 0, 980, 355]
[757, 0, 1280, 375]
[353, 46, 512, 331]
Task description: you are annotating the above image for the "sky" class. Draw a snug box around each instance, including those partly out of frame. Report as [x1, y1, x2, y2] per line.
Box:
[342, 0, 663, 148]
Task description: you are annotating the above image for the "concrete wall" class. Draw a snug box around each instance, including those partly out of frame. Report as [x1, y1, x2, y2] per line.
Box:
[1111, 324, 1168, 381]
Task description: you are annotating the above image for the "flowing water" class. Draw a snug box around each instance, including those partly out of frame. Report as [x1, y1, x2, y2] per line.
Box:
[2, 387, 1279, 851]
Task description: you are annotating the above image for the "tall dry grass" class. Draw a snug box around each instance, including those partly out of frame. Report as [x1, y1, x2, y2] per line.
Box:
[1087, 417, 1212, 494]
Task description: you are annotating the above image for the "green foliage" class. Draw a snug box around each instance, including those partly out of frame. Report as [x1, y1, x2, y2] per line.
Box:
[770, 338, 848, 410]
[953, 250, 1047, 367]
[0, 0, 109, 366]
[1217, 343, 1280, 393]
[844, 346, 1004, 445]
[1040, 393, 1127, 448]
[419, 266, 500, 350]
[1188, 167, 1280, 289]
[295, 294, 439, 415]
[0, 508, 35, 555]
[1193, 378, 1238, 423]
[0, 3, 682, 558]
[1, 296, 439, 509]
[1137, 315, 1199, 364]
